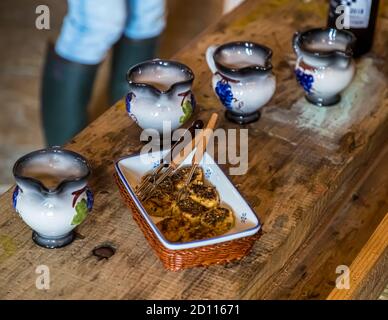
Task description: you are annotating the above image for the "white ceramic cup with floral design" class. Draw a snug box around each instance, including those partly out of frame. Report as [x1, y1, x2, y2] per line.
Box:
[293, 28, 356, 106]
[206, 41, 276, 124]
[126, 59, 196, 135]
[12, 147, 93, 248]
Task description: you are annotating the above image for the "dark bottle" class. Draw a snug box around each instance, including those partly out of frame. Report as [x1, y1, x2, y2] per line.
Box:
[328, 0, 380, 57]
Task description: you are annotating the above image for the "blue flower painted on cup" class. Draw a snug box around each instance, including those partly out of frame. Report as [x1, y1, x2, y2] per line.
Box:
[125, 92, 135, 113]
[12, 186, 20, 210]
[125, 92, 139, 124]
[190, 92, 196, 111]
[86, 188, 94, 212]
[295, 69, 314, 93]
[215, 80, 234, 109]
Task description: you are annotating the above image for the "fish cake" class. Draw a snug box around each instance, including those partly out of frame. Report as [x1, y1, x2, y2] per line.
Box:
[173, 198, 209, 223]
[172, 166, 203, 191]
[180, 223, 214, 242]
[201, 206, 235, 235]
[157, 217, 214, 243]
[140, 164, 236, 242]
[142, 189, 174, 217]
[156, 217, 191, 242]
[187, 184, 219, 208]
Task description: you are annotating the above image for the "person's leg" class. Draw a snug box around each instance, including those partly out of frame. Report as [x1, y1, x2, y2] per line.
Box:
[109, 0, 166, 104]
[41, 0, 126, 146]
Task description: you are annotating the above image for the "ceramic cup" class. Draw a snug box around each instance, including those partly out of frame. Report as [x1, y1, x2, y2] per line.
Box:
[12, 147, 93, 248]
[206, 41, 276, 124]
[293, 28, 356, 106]
[126, 59, 196, 135]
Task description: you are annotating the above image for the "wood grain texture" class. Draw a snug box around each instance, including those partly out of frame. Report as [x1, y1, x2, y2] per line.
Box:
[0, 0, 387, 299]
[327, 214, 388, 300]
[253, 146, 388, 299]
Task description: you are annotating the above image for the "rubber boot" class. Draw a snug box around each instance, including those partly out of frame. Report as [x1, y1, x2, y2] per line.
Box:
[41, 44, 99, 146]
[109, 36, 159, 104]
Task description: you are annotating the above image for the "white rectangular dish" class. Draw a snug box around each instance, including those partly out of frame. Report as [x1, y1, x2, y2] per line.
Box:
[115, 149, 261, 250]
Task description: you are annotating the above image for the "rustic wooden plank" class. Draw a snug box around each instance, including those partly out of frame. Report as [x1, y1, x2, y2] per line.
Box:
[327, 214, 388, 300]
[252, 146, 388, 299]
[0, 0, 387, 299]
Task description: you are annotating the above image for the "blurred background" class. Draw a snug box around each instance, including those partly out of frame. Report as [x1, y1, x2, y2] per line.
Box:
[0, 0, 244, 195]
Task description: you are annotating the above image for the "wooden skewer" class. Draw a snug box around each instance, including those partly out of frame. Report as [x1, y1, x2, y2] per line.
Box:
[170, 113, 218, 169]
[137, 127, 207, 199]
[177, 113, 218, 201]
[192, 113, 218, 165]
[136, 120, 203, 194]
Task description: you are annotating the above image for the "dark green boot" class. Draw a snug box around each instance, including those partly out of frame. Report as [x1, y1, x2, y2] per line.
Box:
[109, 36, 159, 104]
[41, 45, 98, 146]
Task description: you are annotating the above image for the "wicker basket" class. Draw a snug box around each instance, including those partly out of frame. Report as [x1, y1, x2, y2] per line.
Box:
[115, 173, 261, 271]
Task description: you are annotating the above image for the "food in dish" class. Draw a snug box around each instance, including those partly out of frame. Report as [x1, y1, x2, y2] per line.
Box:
[142, 188, 175, 218]
[187, 184, 219, 208]
[201, 207, 234, 235]
[139, 166, 235, 242]
[171, 166, 203, 190]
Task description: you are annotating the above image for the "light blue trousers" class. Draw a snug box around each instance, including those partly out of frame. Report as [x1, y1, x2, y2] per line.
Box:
[55, 0, 166, 65]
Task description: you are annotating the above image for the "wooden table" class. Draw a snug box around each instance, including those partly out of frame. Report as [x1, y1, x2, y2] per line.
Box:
[0, 0, 387, 299]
